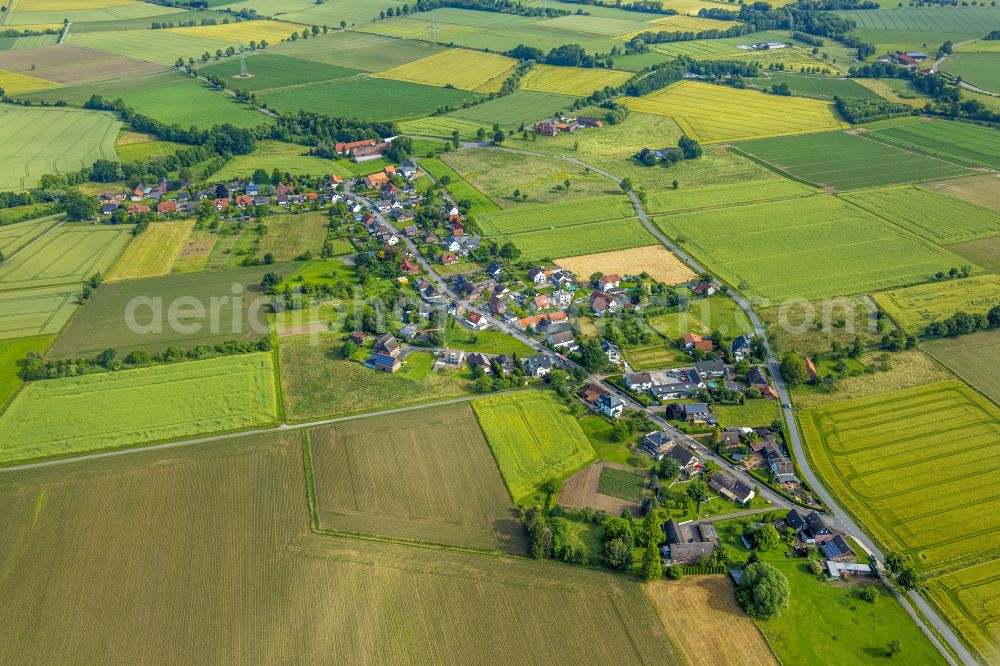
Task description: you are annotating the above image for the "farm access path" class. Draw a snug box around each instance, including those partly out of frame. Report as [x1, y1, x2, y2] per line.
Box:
[462, 142, 972, 666]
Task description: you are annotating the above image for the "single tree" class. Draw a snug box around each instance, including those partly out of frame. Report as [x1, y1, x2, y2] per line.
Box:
[736, 562, 790, 619]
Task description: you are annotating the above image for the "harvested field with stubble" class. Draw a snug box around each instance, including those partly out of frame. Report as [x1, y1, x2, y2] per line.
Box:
[0, 353, 278, 463]
[799, 380, 1000, 570]
[0, 43, 164, 84]
[645, 576, 779, 666]
[924, 329, 1000, 404]
[309, 402, 526, 551]
[920, 173, 1000, 212]
[473, 392, 596, 503]
[107, 220, 195, 281]
[0, 431, 680, 664]
[556, 245, 696, 285]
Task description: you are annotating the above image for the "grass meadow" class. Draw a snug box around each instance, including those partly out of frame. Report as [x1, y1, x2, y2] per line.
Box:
[418, 156, 500, 213]
[841, 185, 1000, 244]
[865, 119, 1000, 170]
[473, 391, 596, 502]
[212, 140, 351, 180]
[0, 105, 120, 189]
[0, 223, 132, 291]
[735, 131, 970, 190]
[654, 195, 962, 301]
[749, 72, 882, 100]
[626, 81, 846, 143]
[309, 402, 526, 551]
[873, 275, 1000, 334]
[220, 212, 329, 268]
[47, 264, 282, 358]
[106, 220, 195, 281]
[279, 337, 477, 421]
[0, 334, 53, 407]
[644, 178, 815, 215]
[940, 52, 1000, 94]
[924, 329, 1000, 405]
[647, 294, 755, 339]
[0, 431, 678, 663]
[0, 353, 278, 463]
[269, 30, 440, 71]
[476, 195, 632, 235]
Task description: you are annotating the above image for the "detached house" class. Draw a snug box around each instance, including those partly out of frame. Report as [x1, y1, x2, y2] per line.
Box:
[731, 335, 752, 361]
[708, 471, 755, 504]
[465, 311, 489, 330]
[597, 394, 625, 419]
[597, 274, 620, 292]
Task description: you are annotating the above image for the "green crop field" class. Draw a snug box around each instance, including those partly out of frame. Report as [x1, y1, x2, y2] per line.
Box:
[309, 402, 526, 551]
[280, 337, 477, 421]
[865, 119, 1000, 170]
[799, 380, 1000, 570]
[924, 329, 1000, 405]
[477, 195, 632, 236]
[0, 431, 678, 663]
[0, 353, 278, 463]
[841, 186, 1000, 244]
[260, 76, 478, 120]
[534, 13, 649, 37]
[626, 81, 846, 143]
[48, 264, 284, 359]
[644, 179, 815, 215]
[9, 1, 183, 25]
[940, 52, 1000, 94]
[0, 214, 61, 257]
[106, 220, 195, 281]
[654, 195, 963, 301]
[0, 105, 120, 189]
[0, 223, 131, 291]
[223, 0, 404, 28]
[199, 53, 362, 91]
[750, 72, 882, 100]
[113, 139, 182, 162]
[448, 90, 575, 126]
[472, 392, 596, 502]
[0, 285, 81, 340]
[66, 28, 232, 65]
[269, 30, 440, 71]
[418, 156, 500, 213]
[596, 466, 645, 502]
[0, 34, 59, 49]
[19, 71, 267, 129]
[873, 275, 1000, 334]
[508, 217, 654, 262]
[839, 6, 1000, 32]
[735, 131, 971, 191]
[398, 114, 488, 140]
[925, 557, 1000, 664]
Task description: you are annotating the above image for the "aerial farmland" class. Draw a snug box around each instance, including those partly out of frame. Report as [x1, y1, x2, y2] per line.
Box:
[0, 0, 998, 661]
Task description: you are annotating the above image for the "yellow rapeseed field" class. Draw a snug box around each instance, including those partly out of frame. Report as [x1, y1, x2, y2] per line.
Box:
[0, 68, 59, 95]
[618, 14, 741, 38]
[374, 48, 517, 93]
[170, 19, 306, 45]
[625, 80, 846, 142]
[520, 63, 632, 97]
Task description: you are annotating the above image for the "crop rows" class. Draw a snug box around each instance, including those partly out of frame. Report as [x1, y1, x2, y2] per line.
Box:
[737, 130, 970, 190]
[838, 6, 1000, 32]
[520, 63, 632, 97]
[654, 195, 960, 301]
[627, 81, 845, 143]
[867, 119, 1000, 170]
[477, 195, 632, 235]
[926, 559, 1000, 663]
[799, 380, 1000, 569]
[0, 224, 131, 291]
[0, 284, 79, 340]
[309, 403, 525, 551]
[873, 274, 1000, 333]
[374, 48, 516, 93]
[449, 90, 574, 126]
[842, 186, 1000, 243]
[473, 392, 596, 501]
[0, 353, 279, 463]
[510, 217, 653, 262]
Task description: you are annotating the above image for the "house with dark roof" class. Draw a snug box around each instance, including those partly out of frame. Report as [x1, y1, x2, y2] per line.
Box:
[785, 508, 807, 533]
[662, 519, 719, 563]
[820, 534, 856, 562]
[732, 335, 752, 361]
[805, 511, 839, 543]
[680, 403, 716, 426]
[667, 444, 699, 473]
[467, 352, 492, 374]
[373, 333, 401, 358]
[708, 471, 755, 504]
[597, 394, 625, 418]
[695, 359, 726, 379]
[525, 354, 553, 378]
[601, 340, 622, 365]
[641, 430, 674, 461]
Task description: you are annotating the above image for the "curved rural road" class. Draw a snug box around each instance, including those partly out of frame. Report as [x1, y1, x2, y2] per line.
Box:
[482, 143, 973, 665]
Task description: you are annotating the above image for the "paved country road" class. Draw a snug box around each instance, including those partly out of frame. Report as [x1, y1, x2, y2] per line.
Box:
[482, 143, 973, 665]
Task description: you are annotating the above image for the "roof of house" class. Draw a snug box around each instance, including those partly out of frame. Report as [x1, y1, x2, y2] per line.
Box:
[598, 273, 620, 284]
[695, 360, 725, 375]
[373, 333, 399, 355]
[668, 445, 697, 467]
[467, 352, 491, 368]
[748, 366, 768, 386]
[732, 335, 751, 351]
[805, 511, 834, 536]
[372, 353, 399, 369]
[820, 534, 854, 560]
[548, 330, 575, 345]
[786, 509, 806, 532]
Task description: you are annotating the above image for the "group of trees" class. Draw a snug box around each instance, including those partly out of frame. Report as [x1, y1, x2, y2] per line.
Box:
[505, 43, 613, 69]
[835, 96, 913, 123]
[634, 136, 703, 167]
[885, 551, 920, 591]
[924, 306, 1000, 338]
